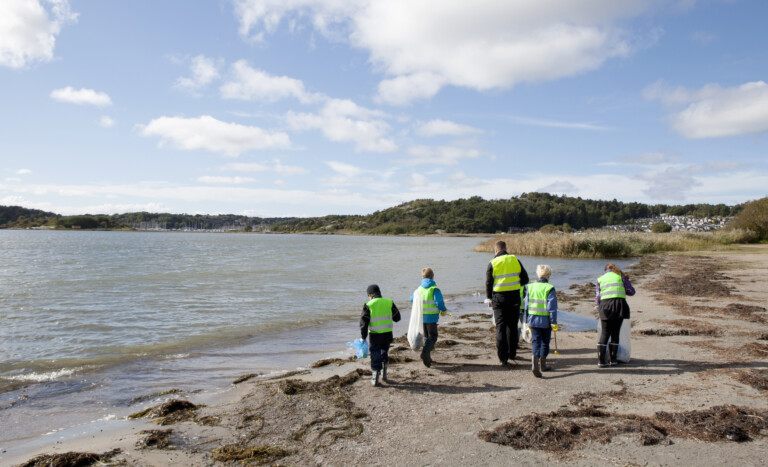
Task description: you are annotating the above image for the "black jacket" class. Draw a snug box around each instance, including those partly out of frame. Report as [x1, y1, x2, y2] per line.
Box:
[486, 251, 529, 300]
[360, 293, 401, 346]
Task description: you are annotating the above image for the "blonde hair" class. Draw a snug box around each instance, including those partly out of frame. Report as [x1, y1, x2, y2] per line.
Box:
[422, 267, 434, 279]
[604, 263, 625, 277]
[536, 264, 552, 280]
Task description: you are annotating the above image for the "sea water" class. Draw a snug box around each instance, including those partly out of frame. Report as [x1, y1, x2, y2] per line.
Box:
[0, 230, 634, 450]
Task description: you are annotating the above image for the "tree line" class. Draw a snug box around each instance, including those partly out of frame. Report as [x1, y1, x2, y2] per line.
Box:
[0, 193, 746, 234]
[270, 193, 740, 234]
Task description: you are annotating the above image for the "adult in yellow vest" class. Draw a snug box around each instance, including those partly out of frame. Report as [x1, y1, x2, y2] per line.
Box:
[361, 284, 402, 386]
[485, 240, 529, 366]
[523, 265, 558, 378]
[595, 263, 635, 367]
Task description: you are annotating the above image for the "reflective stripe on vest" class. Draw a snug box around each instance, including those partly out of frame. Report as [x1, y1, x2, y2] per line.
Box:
[598, 271, 626, 300]
[418, 286, 439, 315]
[527, 281, 554, 316]
[490, 254, 522, 292]
[366, 297, 394, 333]
[520, 287, 525, 311]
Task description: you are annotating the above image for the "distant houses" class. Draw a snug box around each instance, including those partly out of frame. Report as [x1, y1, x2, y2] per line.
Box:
[603, 214, 732, 233]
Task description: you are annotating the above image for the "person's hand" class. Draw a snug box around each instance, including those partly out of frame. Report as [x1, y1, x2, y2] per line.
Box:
[551, 324, 559, 332]
[440, 311, 447, 317]
[484, 298, 492, 308]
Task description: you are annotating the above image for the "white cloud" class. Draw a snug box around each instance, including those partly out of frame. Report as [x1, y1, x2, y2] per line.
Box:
[636, 165, 701, 200]
[220, 60, 320, 103]
[139, 115, 291, 156]
[221, 159, 309, 175]
[509, 116, 610, 131]
[50, 87, 112, 106]
[644, 80, 768, 138]
[403, 145, 483, 166]
[99, 116, 115, 128]
[197, 176, 256, 184]
[375, 72, 446, 106]
[603, 151, 679, 166]
[175, 55, 221, 93]
[537, 180, 578, 194]
[17, 168, 32, 175]
[286, 98, 397, 152]
[234, 0, 651, 105]
[324, 160, 395, 188]
[0, 0, 78, 69]
[5, 177, 22, 182]
[416, 119, 483, 137]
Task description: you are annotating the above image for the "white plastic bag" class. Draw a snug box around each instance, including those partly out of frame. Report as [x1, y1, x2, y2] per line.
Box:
[521, 322, 532, 343]
[597, 319, 631, 363]
[407, 287, 424, 351]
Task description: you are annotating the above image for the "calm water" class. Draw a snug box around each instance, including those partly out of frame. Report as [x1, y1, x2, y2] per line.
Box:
[0, 230, 633, 451]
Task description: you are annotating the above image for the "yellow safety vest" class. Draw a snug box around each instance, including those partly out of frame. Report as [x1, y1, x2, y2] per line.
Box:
[491, 254, 522, 292]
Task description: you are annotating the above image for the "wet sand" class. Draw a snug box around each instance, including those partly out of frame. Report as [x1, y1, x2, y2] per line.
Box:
[7, 247, 768, 466]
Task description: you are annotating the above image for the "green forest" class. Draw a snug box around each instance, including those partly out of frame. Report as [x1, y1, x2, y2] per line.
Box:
[0, 193, 741, 234]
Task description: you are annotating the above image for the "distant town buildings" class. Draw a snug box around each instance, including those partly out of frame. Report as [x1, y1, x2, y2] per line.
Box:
[603, 214, 732, 233]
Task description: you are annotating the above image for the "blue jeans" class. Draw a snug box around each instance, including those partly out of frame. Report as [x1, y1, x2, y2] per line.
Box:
[369, 341, 390, 371]
[530, 326, 552, 358]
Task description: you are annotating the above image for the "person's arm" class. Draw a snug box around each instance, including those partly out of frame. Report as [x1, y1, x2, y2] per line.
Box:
[623, 275, 636, 296]
[485, 262, 494, 299]
[595, 282, 601, 305]
[547, 288, 558, 325]
[434, 288, 447, 312]
[391, 302, 402, 322]
[518, 262, 529, 287]
[360, 304, 370, 340]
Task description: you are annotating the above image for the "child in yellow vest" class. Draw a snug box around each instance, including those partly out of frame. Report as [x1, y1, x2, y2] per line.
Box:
[361, 284, 401, 386]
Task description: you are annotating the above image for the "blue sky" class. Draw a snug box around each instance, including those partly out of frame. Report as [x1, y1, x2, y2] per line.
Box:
[1, 0, 767, 217]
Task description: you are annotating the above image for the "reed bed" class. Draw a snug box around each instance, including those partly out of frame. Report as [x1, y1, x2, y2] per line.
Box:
[474, 229, 758, 258]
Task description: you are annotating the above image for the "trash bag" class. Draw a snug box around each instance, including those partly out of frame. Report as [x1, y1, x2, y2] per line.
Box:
[521, 323, 533, 343]
[596, 319, 631, 363]
[346, 338, 369, 359]
[407, 287, 424, 351]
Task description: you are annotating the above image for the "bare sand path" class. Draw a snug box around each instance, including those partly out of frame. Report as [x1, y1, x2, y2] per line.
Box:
[8, 248, 768, 466]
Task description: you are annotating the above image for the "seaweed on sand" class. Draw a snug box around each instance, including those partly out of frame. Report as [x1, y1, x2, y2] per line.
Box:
[733, 369, 768, 392]
[310, 358, 349, 368]
[129, 388, 182, 404]
[18, 449, 122, 467]
[236, 369, 370, 453]
[640, 319, 722, 337]
[569, 380, 632, 407]
[135, 429, 173, 449]
[212, 443, 290, 464]
[233, 373, 261, 384]
[480, 405, 768, 452]
[128, 399, 199, 425]
[650, 256, 734, 298]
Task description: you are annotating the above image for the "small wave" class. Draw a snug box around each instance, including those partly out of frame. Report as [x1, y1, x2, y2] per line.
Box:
[2, 367, 83, 383]
[162, 353, 191, 360]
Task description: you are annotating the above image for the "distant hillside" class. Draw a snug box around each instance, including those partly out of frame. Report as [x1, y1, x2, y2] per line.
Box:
[0, 205, 59, 228]
[270, 193, 741, 235]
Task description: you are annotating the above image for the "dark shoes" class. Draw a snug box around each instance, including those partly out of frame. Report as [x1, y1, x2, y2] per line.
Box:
[597, 344, 609, 368]
[421, 351, 432, 368]
[371, 370, 380, 386]
[540, 357, 552, 372]
[609, 343, 619, 366]
[531, 356, 542, 378]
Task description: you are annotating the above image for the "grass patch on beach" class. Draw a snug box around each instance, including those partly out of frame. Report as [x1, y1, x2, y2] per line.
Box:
[475, 230, 757, 258]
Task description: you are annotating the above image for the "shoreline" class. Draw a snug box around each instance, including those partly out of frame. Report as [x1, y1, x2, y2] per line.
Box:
[6, 248, 768, 465]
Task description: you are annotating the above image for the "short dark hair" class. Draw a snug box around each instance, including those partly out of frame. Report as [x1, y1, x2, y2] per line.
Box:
[495, 240, 507, 251]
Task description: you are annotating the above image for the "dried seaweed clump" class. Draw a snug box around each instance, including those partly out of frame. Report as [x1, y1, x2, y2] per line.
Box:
[19, 449, 121, 467]
[136, 429, 173, 449]
[733, 369, 768, 392]
[213, 443, 290, 464]
[310, 358, 349, 368]
[569, 380, 630, 406]
[128, 399, 199, 425]
[480, 405, 768, 452]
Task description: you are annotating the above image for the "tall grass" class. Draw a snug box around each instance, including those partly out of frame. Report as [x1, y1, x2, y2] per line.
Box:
[474, 229, 759, 258]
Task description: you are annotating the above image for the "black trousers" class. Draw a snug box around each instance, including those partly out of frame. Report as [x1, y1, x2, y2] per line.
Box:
[598, 318, 623, 345]
[492, 293, 520, 363]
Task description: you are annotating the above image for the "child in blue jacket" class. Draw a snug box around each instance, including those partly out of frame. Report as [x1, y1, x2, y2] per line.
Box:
[410, 267, 447, 367]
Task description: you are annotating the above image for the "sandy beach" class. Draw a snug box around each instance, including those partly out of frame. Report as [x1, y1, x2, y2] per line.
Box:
[7, 247, 768, 466]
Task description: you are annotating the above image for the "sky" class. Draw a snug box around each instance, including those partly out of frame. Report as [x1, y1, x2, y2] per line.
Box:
[1, 0, 767, 217]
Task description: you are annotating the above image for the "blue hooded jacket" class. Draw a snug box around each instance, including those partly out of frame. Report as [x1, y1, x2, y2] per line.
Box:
[410, 278, 447, 324]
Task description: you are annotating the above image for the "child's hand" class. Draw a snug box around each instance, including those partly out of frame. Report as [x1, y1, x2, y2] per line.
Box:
[440, 311, 447, 317]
